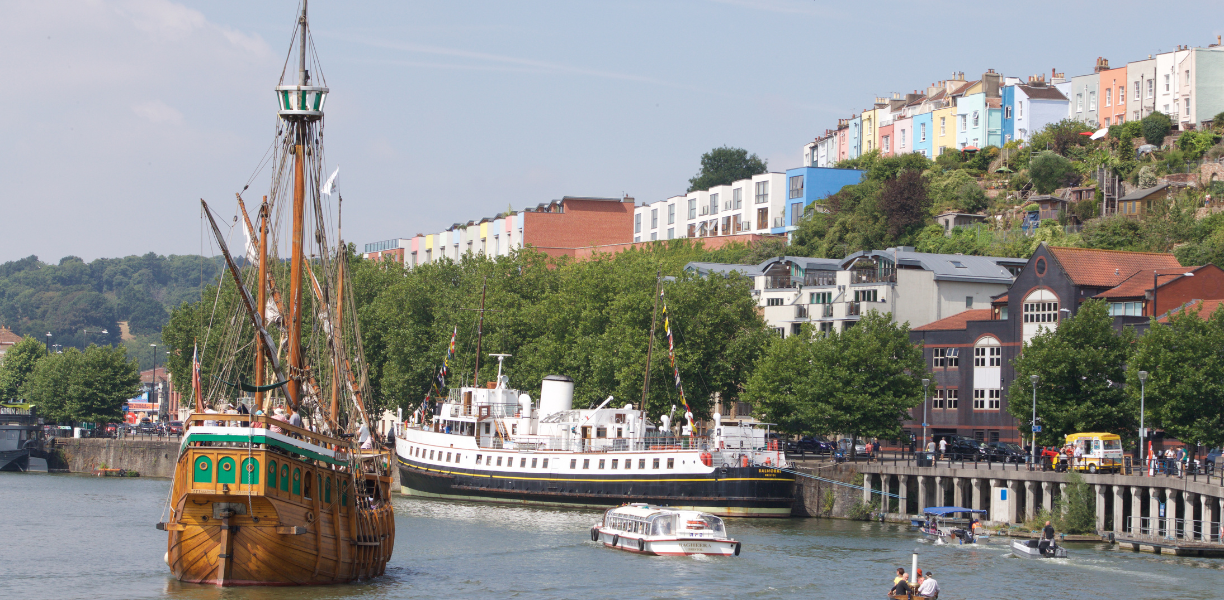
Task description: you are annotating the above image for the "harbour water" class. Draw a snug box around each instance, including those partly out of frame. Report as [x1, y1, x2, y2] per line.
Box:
[3, 472, 1221, 600]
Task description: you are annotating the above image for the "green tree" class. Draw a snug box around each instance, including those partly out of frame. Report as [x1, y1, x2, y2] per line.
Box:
[687, 146, 768, 192]
[0, 336, 48, 401]
[1142, 112, 1173, 146]
[1177, 129, 1222, 160]
[1055, 472, 1096, 533]
[743, 312, 927, 441]
[1007, 300, 1135, 446]
[1029, 151, 1075, 194]
[23, 345, 141, 423]
[1127, 304, 1224, 450]
[957, 181, 989, 213]
[879, 169, 931, 239]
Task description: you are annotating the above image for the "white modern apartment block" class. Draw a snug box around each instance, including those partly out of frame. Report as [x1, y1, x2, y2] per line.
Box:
[633, 173, 787, 242]
[687, 248, 1026, 337]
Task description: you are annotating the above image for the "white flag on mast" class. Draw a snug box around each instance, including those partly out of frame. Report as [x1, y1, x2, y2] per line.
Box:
[321, 166, 339, 197]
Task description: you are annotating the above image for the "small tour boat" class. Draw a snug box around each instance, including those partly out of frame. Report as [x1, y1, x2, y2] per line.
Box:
[918, 506, 988, 544]
[591, 504, 741, 556]
[1011, 538, 1068, 559]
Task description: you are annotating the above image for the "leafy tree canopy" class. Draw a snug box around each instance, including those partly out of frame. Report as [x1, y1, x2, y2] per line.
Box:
[0, 336, 48, 402]
[23, 344, 141, 423]
[687, 146, 768, 192]
[1142, 112, 1173, 146]
[1029, 151, 1075, 194]
[743, 311, 927, 440]
[1007, 300, 1135, 447]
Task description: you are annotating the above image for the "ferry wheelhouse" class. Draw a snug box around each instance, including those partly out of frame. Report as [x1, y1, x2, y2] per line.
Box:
[592, 503, 741, 556]
[395, 365, 794, 517]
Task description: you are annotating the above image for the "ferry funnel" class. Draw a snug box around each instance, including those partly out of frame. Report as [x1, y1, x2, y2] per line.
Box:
[539, 374, 574, 416]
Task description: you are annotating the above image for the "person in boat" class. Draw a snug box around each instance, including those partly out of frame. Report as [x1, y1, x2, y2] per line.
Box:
[888, 567, 911, 596]
[1039, 520, 1056, 556]
[915, 571, 938, 598]
[270, 406, 287, 434]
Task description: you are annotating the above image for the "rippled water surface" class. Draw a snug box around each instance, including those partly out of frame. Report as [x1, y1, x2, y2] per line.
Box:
[2, 472, 1221, 599]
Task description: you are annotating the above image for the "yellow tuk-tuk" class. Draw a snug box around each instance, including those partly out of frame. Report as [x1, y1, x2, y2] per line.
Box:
[1053, 432, 1124, 474]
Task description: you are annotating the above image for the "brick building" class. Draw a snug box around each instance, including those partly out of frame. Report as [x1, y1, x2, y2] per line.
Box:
[907, 244, 1189, 445]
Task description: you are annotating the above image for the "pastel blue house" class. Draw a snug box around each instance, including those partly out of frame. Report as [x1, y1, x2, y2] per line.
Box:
[913, 112, 934, 158]
[1002, 86, 1017, 142]
[776, 167, 866, 234]
[848, 115, 862, 159]
[956, 92, 1004, 149]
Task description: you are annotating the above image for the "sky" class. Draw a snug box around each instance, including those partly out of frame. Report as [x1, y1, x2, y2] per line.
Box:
[3, 0, 1222, 263]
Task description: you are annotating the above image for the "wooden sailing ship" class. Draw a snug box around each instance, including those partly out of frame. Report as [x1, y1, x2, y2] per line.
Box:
[158, 2, 395, 585]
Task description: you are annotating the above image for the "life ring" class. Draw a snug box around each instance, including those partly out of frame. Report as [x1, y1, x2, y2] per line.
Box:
[733, 541, 741, 556]
[611, 534, 619, 547]
[637, 537, 645, 552]
[765, 457, 772, 466]
[591, 527, 599, 542]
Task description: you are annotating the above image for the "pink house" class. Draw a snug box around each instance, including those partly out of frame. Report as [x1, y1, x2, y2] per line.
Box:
[878, 123, 894, 156]
[893, 116, 914, 155]
[836, 120, 849, 162]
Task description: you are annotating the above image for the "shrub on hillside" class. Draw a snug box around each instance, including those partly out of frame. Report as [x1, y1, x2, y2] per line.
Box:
[1178, 129, 1222, 160]
[1029, 151, 1075, 194]
[1142, 112, 1173, 146]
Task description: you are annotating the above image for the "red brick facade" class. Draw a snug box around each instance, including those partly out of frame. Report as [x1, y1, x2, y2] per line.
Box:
[522, 198, 635, 254]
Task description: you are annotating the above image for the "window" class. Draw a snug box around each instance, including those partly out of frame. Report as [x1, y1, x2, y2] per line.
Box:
[810, 291, 832, 304]
[531, 458, 537, 468]
[652, 458, 659, 469]
[966, 296, 974, 308]
[790, 203, 802, 226]
[638, 459, 646, 469]
[634, 214, 641, 233]
[733, 188, 743, 209]
[791, 323, 802, 335]
[972, 110, 979, 127]
[757, 207, 768, 230]
[1108, 301, 1143, 316]
[853, 289, 878, 302]
[542, 458, 548, 468]
[496, 456, 502, 466]
[666, 458, 674, 469]
[946, 389, 959, 409]
[650, 232, 656, 241]
[1023, 300, 1059, 323]
[1105, 88, 1111, 107]
[1089, 90, 1096, 111]
[1005, 106, 1011, 119]
[932, 348, 959, 368]
[667, 204, 675, 225]
[1134, 81, 1140, 101]
[940, 116, 946, 135]
[788, 175, 804, 199]
[611, 459, 618, 469]
[766, 297, 783, 306]
[1076, 93, 1083, 112]
[1165, 74, 1170, 92]
[623, 458, 631, 470]
[1147, 79, 1154, 98]
[650, 209, 658, 229]
[1186, 69, 1191, 86]
[973, 346, 1001, 367]
[960, 115, 967, 131]
[973, 388, 1002, 409]
[520, 457, 526, 467]
[667, 227, 674, 239]
[688, 198, 697, 219]
[598, 459, 605, 469]
[570, 459, 576, 468]
[920, 122, 927, 141]
[882, 135, 890, 153]
[933, 389, 945, 409]
[582, 459, 590, 469]
[1019, 101, 1023, 117]
[710, 194, 719, 215]
[755, 181, 769, 204]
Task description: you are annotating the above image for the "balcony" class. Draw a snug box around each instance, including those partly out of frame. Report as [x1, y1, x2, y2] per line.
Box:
[802, 271, 837, 286]
[846, 302, 862, 316]
[850, 270, 896, 284]
[819, 304, 833, 318]
[764, 276, 793, 289]
[772, 217, 785, 228]
[795, 306, 809, 319]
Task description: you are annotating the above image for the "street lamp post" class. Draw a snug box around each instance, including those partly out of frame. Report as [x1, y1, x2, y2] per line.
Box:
[150, 344, 160, 422]
[1030, 374, 1040, 465]
[922, 378, 930, 458]
[82, 328, 108, 348]
[1138, 370, 1148, 466]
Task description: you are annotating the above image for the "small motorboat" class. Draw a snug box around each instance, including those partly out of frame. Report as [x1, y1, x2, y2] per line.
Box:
[591, 503, 741, 556]
[1011, 538, 1068, 559]
[919, 506, 988, 544]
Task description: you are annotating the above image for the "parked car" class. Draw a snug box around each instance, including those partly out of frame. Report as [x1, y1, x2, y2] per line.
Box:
[103, 423, 120, 437]
[941, 437, 987, 461]
[785, 436, 832, 455]
[138, 422, 157, 434]
[985, 442, 1027, 463]
[167, 421, 184, 435]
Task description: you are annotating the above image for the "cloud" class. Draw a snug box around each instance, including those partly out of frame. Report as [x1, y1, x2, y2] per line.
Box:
[131, 99, 183, 124]
[112, 0, 207, 41]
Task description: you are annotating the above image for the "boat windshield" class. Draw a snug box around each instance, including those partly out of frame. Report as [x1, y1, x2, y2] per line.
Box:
[649, 514, 676, 536]
[700, 515, 725, 534]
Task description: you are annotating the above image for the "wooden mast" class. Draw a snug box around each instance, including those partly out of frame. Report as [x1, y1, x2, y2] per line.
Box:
[330, 246, 344, 424]
[286, 2, 308, 409]
[473, 277, 487, 386]
[255, 197, 269, 411]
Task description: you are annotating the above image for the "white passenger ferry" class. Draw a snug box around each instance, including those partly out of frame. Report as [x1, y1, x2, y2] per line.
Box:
[591, 503, 741, 556]
[394, 360, 794, 517]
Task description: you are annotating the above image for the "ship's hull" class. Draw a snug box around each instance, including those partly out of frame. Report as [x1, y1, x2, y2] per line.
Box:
[396, 453, 795, 517]
[165, 424, 395, 586]
[0, 449, 30, 472]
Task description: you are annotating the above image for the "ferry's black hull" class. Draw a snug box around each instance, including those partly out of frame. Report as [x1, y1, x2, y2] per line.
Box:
[0, 449, 30, 472]
[397, 455, 795, 517]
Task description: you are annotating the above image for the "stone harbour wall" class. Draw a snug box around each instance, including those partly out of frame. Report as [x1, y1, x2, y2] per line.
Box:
[791, 462, 873, 519]
[55, 438, 181, 478]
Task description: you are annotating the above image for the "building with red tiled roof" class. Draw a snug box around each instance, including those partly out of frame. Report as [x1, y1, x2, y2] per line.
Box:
[1093, 265, 1224, 318]
[0, 327, 23, 365]
[1157, 299, 1224, 323]
[904, 242, 1198, 448]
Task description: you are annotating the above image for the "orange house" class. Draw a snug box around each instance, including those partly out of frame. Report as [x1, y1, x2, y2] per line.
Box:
[1099, 65, 1128, 127]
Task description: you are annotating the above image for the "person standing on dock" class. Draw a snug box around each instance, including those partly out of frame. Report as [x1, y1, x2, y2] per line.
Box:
[938, 438, 947, 460]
